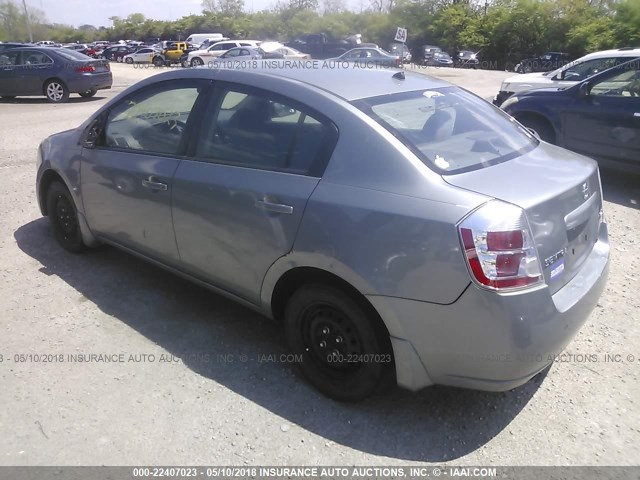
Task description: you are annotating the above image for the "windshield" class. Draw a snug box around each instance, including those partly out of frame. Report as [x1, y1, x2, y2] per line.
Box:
[354, 87, 538, 174]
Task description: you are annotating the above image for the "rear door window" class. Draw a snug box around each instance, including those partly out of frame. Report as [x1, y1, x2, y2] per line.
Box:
[195, 85, 337, 176]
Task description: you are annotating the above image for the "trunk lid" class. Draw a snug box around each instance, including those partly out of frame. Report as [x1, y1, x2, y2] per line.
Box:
[444, 142, 602, 294]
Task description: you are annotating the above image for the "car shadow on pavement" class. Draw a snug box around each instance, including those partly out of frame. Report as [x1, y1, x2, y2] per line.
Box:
[600, 168, 640, 211]
[15, 218, 545, 462]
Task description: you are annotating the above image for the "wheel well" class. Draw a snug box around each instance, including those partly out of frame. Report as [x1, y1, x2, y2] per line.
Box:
[270, 267, 392, 352]
[514, 112, 556, 143]
[39, 170, 65, 215]
[42, 77, 65, 95]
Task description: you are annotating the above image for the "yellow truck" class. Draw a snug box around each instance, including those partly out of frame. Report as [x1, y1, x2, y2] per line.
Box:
[152, 42, 189, 67]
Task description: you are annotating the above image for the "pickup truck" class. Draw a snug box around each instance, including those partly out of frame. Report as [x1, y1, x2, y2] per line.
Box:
[152, 42, 195, 66]
[285, 33, 361, 60]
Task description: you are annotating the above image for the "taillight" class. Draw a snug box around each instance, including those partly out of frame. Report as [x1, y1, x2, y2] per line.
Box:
[75, 65, 95, 73]
[459, 201, 543, 291]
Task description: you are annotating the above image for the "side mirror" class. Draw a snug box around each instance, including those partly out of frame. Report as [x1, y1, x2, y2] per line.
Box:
[577, 82, 590, 98]
[82, 117, 104, 149]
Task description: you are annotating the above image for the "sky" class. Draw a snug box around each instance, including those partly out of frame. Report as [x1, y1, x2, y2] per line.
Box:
[32, 0, 277, 28]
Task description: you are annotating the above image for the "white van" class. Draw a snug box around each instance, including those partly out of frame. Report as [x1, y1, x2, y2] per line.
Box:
[185, 33, 228, 46]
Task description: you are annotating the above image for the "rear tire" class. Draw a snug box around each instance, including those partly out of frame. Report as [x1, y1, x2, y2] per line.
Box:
[153, 56, 165, 67]
[44, 79, 69, 103]
[284, 284, 392, 401]
[125, 57, 134, 64]
[45, 181, 86, 253]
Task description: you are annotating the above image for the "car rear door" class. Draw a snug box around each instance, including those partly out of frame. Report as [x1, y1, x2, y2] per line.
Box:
[562, 63, 640, 167]
[20, 50, 55, 94]
[80, 79, 210, 263]
[171, 83, 337, 304]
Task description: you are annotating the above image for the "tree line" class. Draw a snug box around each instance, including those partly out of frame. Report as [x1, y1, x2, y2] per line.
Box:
[1, 0, 639, 69]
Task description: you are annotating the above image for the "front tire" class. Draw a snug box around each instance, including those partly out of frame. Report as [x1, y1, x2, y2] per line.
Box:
[44, 79, 69, 103]
[125, 57, 134, 64]
[284, 284, 392, 401]
[45, 181, 86, 253]
[190, 57, 204, 67]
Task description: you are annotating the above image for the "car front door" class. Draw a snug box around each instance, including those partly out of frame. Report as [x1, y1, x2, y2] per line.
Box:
[171, 84, 337, 303]
[0, 50, 22, 95]
[80, 79, 210, 263]
[563, 64, 640, 168]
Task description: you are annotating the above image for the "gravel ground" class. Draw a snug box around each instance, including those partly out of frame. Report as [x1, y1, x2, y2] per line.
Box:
[0, 63, 638, 466]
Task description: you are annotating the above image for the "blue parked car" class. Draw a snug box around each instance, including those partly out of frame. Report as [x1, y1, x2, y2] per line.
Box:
[502, 58, 640, 172]
[0, 47, 112, 103]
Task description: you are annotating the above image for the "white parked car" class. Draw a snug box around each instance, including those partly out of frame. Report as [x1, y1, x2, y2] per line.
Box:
[187, 40, 261, 67]
[494, 47, 640, 106]
[123, 48, 159, 64]
[259, 42, 310, 60]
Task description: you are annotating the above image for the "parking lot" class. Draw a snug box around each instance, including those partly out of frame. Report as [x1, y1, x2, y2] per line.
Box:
[0, 63, 639, 466]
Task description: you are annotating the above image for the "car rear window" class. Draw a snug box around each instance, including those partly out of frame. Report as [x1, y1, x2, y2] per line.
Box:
[56, 49, 91, 60]
[354, 87, 538, 174]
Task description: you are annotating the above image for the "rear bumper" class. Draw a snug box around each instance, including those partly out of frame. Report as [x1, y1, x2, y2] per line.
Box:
[66, 72, 113, 93]
[369, 223, 609, 392]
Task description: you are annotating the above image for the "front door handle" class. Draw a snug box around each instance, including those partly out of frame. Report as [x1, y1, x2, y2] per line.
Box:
[255, 199, 294, 215]
[141, 177, 168, 191]
[634, 113, 640, 117]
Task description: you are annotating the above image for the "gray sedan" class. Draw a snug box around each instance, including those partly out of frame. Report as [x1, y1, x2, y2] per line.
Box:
[36, 67, 609, 400]
[0, 47, 112, 102]
[330, 47, 402, 68]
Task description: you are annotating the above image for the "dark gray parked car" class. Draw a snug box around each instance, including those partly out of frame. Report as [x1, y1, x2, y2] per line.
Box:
[0, 47, 112, 102]
[36, 67, 609, 400]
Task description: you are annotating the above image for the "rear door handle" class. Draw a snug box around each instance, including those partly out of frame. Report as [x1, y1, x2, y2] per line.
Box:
[634, 113, 640, 117]
[255, 200, 294, 215]
[141, 177, 168, 191]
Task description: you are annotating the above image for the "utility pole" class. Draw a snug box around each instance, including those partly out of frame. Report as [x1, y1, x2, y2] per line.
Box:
[21, 0, 33, 43]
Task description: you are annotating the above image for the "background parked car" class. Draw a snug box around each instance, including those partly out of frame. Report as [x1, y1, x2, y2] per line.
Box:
[64, 43, 96, 57]
[494, 47, 640, 106]
[454, 50, 480, 68]
[421, 45, 442, 65]
[515, 51, 570, 73]
[123, 47, 159, 64]
[502, 59, 640, 172]
[258, 42, 309, 60]
[206, 47, 262, 65]
[389, 42, 412, 63]
[101, 45, 138, 62]
[187, 40, 261, 67]
[425, 51, 454, 67]
[329, 47, 402, 68]
[0, 47, 111, 102]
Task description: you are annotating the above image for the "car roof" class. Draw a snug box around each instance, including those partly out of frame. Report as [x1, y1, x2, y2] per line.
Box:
[580, 47, 640, 60]
[149, 65, 450, 101]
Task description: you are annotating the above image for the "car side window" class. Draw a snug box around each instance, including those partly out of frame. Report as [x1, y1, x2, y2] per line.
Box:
[196, 86, 336, 176]
[103, 81, 204, 155]
[21, 52, 52, 65]
[0, 51, 20, 65]
[565, 57, 624, 81]
[591, 67, 640, 97]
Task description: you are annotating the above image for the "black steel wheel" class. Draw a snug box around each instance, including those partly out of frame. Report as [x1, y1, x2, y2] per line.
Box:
[45, 181, 86, 253]
[284, 284, 393, 401]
